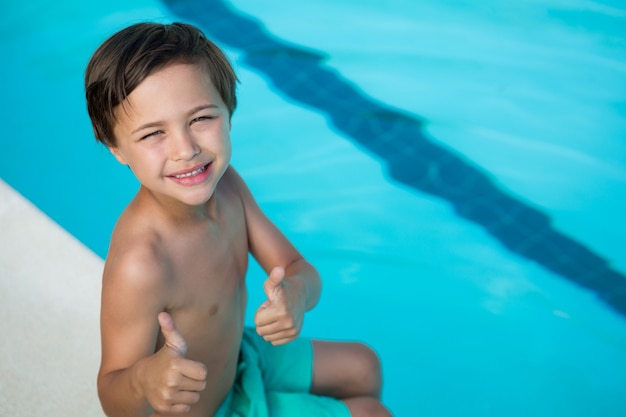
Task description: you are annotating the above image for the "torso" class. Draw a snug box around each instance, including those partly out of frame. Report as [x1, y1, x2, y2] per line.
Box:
[112, 168, 250, 416]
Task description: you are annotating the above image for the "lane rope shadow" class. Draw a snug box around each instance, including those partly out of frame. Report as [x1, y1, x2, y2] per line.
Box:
[163, 0, 626, 316]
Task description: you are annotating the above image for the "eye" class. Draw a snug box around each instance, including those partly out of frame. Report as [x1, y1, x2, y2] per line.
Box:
[140, 130, 163, 140]
[191, 115, 215, 123]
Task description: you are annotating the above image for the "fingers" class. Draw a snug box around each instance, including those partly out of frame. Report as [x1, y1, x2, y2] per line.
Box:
[267, 337, 294, 346]
[170, 375, 207, 393]
[149, 312, 208, 415]
[255, 311, 300, 345]
[158, 311, 188, 357]
[256, 266, 301, 345]
[255, 317, 297, 336]
[153, 355, 207, 415]
[179, 360, 209, 383]
[155, 389, 203, 415]
[263, 266, 285, 302]
[256, 326, 298, 345]
[158, 312, 208, 381]
[253, 302, 277, 328]
[255, 267, 285, 326]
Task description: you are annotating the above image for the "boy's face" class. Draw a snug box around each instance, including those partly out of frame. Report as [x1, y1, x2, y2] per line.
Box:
[110, 63, 232, 208]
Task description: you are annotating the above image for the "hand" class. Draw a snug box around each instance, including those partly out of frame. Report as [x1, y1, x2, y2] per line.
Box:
[254, 267, 305, 345]
[140, 312, 207, 415]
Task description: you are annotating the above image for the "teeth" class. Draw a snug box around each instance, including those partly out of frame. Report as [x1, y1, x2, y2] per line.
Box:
[174, 165, 206, 179]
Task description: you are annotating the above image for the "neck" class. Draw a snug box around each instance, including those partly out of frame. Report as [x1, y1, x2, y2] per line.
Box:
[137, 186, 219, 225]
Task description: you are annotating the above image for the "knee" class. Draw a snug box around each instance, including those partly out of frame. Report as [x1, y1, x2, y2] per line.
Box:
[348, 343, 383, 398]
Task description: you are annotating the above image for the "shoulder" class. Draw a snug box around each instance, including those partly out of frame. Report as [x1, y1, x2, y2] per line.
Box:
[220, 165, 247, 192]
[220, 165, 258, 208]
[215, 166, 261, 220]
[103, 223, 173, 306]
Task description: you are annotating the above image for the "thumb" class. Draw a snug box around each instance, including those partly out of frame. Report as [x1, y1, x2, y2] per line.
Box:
[158, 312, 187, 357]
[264, 266, 285, 303]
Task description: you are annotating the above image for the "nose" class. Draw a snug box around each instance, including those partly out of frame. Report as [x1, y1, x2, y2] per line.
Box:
[171, 128, 200, 161]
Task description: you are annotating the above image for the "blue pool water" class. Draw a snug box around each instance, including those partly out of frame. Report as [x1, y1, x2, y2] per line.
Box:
[2, 0, 626, 415]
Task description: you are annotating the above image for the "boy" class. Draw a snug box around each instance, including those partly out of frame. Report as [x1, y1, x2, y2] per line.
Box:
[85, 22, 391, 417]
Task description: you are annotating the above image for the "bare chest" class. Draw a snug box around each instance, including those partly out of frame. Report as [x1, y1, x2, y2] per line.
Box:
[165, 216, 248, 311]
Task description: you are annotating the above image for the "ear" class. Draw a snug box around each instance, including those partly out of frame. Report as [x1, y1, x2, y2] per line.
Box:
[108, 146, 128, 165]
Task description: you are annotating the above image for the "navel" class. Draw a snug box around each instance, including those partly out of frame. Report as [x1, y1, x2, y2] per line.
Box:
[208, 303, 219, 317]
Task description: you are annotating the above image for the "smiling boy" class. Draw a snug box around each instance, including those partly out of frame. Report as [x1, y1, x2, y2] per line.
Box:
[85, 22, 391, 417]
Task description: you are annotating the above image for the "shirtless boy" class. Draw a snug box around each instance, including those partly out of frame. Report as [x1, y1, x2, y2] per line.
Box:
[85, 22, 391, 417]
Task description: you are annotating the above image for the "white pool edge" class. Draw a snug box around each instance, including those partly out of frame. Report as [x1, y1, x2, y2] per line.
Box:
[0, 179, 105, 417]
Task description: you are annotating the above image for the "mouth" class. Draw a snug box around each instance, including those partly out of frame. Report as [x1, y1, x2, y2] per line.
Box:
[171, 164, 209, 179]
[168, 162, 212, 186]
[169, 163, 210, 179]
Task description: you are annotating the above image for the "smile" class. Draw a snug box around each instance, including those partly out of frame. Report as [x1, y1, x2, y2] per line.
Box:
[173, 164, 208, 179]
[168, 163, 213, 187]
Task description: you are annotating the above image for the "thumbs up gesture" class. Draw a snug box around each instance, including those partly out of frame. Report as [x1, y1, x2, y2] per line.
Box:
[140, 312, 208, 415]
[254, 267, 305, 346]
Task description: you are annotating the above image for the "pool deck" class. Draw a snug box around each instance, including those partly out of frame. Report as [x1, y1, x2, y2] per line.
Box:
[0, 179, 105, 417]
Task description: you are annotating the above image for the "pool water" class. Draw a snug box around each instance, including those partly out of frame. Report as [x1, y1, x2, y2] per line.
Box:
[2, 0, 626, 415]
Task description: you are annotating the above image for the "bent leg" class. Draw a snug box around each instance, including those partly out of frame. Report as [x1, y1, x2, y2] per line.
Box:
[311, 340, 382, 399]
[311, 341, 392, 416]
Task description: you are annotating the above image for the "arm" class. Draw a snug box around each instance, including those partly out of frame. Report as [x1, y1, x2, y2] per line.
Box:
[97, 244, 206, 417]
[227, 167, 321, 344]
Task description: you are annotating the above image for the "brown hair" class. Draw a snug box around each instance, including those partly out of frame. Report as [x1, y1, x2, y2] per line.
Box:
[85, 22, 238, 147]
